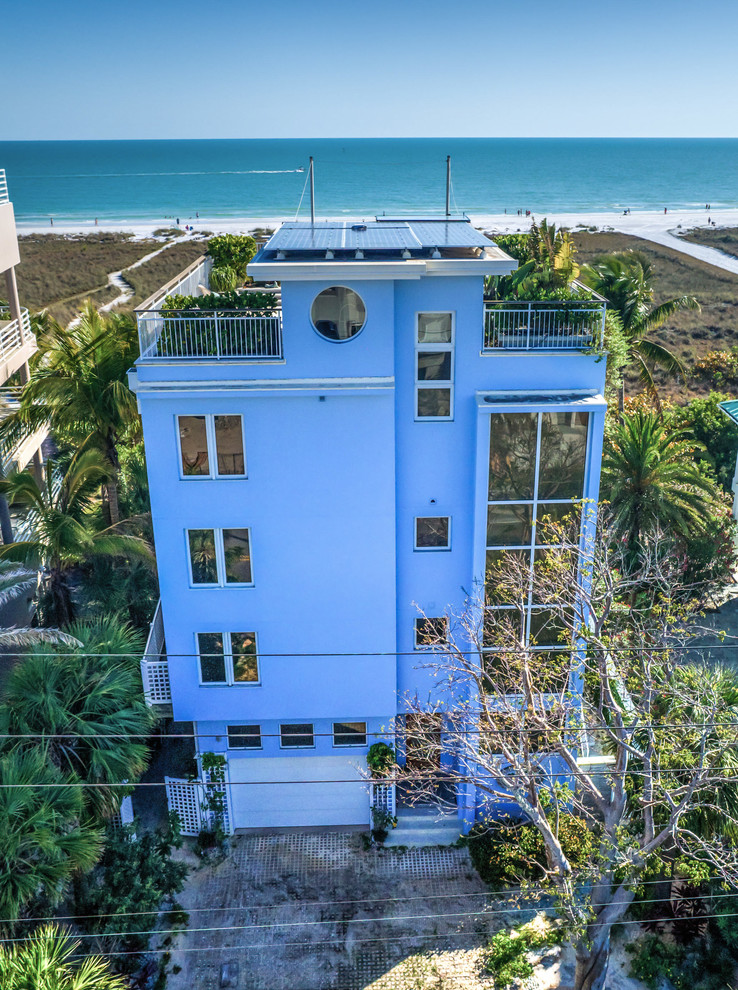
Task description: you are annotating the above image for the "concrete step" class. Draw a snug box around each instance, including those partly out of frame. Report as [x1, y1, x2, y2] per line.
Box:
[384, 818, 463, 848]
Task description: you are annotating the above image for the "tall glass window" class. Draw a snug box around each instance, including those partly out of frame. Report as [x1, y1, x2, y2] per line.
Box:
[485, 410, 589, 670]
[416, 313, 454, 420]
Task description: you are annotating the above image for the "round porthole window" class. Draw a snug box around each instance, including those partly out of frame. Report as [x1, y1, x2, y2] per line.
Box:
[311, 286, 366, 341]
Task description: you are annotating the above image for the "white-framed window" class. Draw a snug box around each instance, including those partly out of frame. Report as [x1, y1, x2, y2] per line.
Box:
[187, 528, 253, 586]
[414, 617, 449, 649]
[227, 724, 262, 749]
[280, 723, 315, 748]
[177, 415, 246, 478]
[415, 312, 454, 420]
[484, 408, 590, 689]
[333, 721, 367, 747]
[197, 631, 259, 685]
[414, 516, 451, 550]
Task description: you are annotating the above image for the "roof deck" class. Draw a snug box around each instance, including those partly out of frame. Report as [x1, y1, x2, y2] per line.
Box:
[135, 218, 606, 361]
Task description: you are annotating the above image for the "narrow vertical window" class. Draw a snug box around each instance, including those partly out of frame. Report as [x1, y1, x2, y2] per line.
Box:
[223, 529, 252, 584]
[198, 632, 226, 683]
[416, 313, 454, 420]
[188, 529, 218, 584]
[178, 416, 210, 475]
[214, 416, 245, 476]
[230, 632, 259, 682]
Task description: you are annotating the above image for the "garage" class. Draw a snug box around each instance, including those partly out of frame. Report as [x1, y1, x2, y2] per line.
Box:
[228, 755, 370, 829]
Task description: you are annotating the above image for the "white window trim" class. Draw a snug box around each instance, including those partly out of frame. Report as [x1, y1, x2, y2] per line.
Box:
[415, 311, 455, 422]
[186, 527, 255, 588]
[226, 724, 263, 750]
[197, 631, 260, 686]
[413, 616, 449, 650]
[414, 515, 452, 552]
[279, 723, 316, 749]
[332, 721, 368, 748]
[177, 414, 247, 480]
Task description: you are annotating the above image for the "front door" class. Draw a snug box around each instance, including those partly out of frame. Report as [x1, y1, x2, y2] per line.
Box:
[401, 714, 443, 805]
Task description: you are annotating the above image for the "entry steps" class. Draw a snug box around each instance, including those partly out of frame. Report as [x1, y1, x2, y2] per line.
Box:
[383, 804, 463, 848]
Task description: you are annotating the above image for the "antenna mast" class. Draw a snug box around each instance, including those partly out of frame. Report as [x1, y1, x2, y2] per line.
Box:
[445, 155, 451, 217]
[309, 156, 315, 225]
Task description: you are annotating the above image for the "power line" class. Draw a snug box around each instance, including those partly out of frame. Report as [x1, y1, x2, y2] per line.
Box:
[16, 875, 717, 925]
[59, 910, 738, 959]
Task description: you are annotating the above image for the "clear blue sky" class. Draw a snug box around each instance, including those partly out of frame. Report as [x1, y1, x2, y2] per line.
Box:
[5, 0, 738, 139]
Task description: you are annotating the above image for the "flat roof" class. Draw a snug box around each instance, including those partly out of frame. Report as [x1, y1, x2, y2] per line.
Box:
[719, 399, 738, 424]
[262, 217, 495, 255]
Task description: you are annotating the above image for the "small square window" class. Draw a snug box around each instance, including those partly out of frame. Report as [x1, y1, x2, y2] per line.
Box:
[417, 313, 452, 344]
[415, 516, 450, 550]
[280, 723, 314, 748]
[417, 387, 452, 419]
[414, 617, 448, 648]
[333, 721, 367, 746]
[227, 724, 261, 749]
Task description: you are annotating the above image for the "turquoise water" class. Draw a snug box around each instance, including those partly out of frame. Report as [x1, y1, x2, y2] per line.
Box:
[1, 138, 737, 223]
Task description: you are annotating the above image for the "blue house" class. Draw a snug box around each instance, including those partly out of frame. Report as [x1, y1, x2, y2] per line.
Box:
[132, 218, 607, 838]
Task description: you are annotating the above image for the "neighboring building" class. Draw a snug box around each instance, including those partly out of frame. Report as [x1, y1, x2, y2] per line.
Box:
[133, 218, 607, 836]
[0, 169, 45, 543]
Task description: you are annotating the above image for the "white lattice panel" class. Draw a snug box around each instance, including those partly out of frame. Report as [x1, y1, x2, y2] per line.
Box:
[202, 758, 234, 836]
[141, 660, 171, 704]
[370, 782, 396, 817]
[165, 777, 202, 835]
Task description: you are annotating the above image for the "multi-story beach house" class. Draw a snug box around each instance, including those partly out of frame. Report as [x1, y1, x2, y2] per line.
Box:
[133, 218, 607, 839]
[0, 170, 45, 545]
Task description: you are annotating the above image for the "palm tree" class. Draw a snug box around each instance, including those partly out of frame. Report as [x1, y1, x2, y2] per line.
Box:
[0, 452, 152, 625]
[0, 748, 102, 925]
[581, 250, 699, 409]
[602, 411, 715, 563]
[0, 560, 80, 648]
[0, 924, 125, 989]
[0, 303, 140, 524]
[0, 618, 155, 821]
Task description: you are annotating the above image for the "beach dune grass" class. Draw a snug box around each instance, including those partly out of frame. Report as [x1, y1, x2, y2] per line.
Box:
[573, 231, 738, 398]
[679, 226, 738, 261]
[121, 241, 208, 307]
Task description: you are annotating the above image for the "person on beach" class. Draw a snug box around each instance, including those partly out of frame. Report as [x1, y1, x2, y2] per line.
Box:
[664, 207, 668, 214]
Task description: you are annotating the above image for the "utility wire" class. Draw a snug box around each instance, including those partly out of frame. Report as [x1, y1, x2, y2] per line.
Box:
[16, 875, 721, 925]
[8, 888, 738, 945]
[62, 910, 738, 959]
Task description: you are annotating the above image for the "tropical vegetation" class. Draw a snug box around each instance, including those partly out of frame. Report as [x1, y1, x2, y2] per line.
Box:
[0, 924, 126, 990]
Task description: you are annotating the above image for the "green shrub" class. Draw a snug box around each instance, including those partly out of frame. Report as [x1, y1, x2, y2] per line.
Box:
[366, 742, 395, 778]
[162, 289, 277, 312]
[209, 265, 239, 292]
[208, 234, 257, 279]
[468, 814, 597, 889]
[628, 933, 734, 990]
[483, 922, 559, 986]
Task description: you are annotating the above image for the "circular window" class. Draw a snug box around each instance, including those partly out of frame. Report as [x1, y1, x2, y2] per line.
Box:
[311, 286, 366, 341]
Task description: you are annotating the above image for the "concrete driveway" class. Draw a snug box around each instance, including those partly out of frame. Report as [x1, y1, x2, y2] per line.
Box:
[165, 831, 521, 990]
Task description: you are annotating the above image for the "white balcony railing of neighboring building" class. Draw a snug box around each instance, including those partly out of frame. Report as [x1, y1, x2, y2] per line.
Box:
[136, 255, 283, 361]
[0, 308, 35, 361]
[0, 170, 8, 205]
[483, 298, 606, 351]
[140, 600, 171, 707]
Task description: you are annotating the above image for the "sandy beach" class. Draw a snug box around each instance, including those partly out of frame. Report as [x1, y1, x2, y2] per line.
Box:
[16, 207, 738, 275]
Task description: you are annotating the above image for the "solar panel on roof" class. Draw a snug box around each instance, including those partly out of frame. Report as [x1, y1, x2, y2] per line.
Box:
[404, 221, 493, 249]
[265, 221, 422, 253]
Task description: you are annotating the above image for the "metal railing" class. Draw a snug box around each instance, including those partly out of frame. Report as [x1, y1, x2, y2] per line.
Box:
[483, 300, 606, 351]
[0, 170, 7, 205]
[137, 255, 213, 313]
[0, 308, 35, 360]
[140, 600, 171, 706]
[137, 309, 283, 360]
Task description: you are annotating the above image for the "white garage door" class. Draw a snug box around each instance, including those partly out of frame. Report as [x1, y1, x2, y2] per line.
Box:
[228, 755, 370, 829]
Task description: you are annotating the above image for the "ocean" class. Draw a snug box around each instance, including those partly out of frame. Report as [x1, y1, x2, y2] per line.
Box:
[1, 138, 737, 224]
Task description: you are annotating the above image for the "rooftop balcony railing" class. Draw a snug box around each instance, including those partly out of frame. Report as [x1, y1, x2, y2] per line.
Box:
[140, 600, 172, 708]
[0, 170, 8, 205]
[483, 297, 606, 351]
[0, 307, 35, 360]
[136, 255, 283, 361]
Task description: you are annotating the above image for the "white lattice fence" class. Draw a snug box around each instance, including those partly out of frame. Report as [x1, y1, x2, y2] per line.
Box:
[370, 781, 396, 818]
[110, 793, 136, 833]
[165, 777, 202, 836]
[201, 759, 234, 836]
[141, 660, 171, 704]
